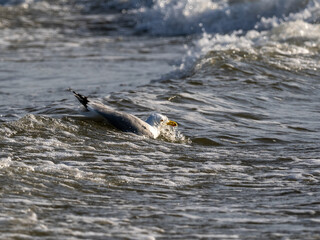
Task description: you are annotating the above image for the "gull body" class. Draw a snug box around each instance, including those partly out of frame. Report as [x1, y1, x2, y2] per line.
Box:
[72, 91, 177, 139]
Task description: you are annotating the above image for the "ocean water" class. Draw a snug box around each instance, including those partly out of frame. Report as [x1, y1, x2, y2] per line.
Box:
[1, 0, 320, 239]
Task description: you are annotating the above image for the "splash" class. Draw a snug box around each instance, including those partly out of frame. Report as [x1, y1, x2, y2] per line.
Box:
[159, 124, 191, 144]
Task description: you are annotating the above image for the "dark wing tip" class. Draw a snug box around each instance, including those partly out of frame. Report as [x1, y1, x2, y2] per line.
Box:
[70, 89, 89, 109]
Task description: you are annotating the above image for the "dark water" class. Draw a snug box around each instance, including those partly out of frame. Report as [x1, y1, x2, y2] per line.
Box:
[1, 0, 320, 239]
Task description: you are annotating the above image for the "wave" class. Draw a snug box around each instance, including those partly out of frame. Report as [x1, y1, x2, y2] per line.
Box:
[186, 21, 320, 75]
[163, 0, 320, 78]
[1, 0, 318, 34]
[1, 0, 319, 75]
[135, 0, 317, 36]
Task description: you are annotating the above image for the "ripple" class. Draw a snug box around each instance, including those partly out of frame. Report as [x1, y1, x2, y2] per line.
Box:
[192, 137, 223, 146]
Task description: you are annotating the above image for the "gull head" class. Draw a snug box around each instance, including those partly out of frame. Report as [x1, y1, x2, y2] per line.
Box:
[145, 113, 178, 128]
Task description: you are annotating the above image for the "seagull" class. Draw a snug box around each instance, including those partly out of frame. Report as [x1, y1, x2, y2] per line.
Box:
[71, 90, 178, 139]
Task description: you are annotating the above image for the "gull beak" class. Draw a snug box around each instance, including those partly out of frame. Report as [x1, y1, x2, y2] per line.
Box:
[166, 120, 178, 127]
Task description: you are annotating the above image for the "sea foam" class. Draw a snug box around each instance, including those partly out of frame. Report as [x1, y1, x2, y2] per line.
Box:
[134, 0, 315, 36]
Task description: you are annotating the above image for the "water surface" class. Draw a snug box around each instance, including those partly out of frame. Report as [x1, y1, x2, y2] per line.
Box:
[1, 0, 320, 239]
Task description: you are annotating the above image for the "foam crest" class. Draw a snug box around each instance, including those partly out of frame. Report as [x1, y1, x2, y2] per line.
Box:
[176, 18, 320, 76]
[135, 0, 225, 35]
[270, 20, 320, 42]
[135, 0, 313, 36]
[146, 0, 319, 78]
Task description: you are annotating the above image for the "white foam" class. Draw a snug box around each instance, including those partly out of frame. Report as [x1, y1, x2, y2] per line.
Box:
[135, 0, 315, 36]
[0, 156, 35, 172]
[270, 20, 320, 42]
[135, 0, 225, 36]
[0, 156, 12, 169]
[140, 0, 318, 76]
[177, 18, 320, 75]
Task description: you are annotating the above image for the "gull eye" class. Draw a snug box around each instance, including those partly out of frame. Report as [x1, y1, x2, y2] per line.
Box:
[160, 120, 163, 122]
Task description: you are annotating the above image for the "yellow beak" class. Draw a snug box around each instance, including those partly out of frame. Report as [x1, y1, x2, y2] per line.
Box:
[166, 120, 178, 127]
